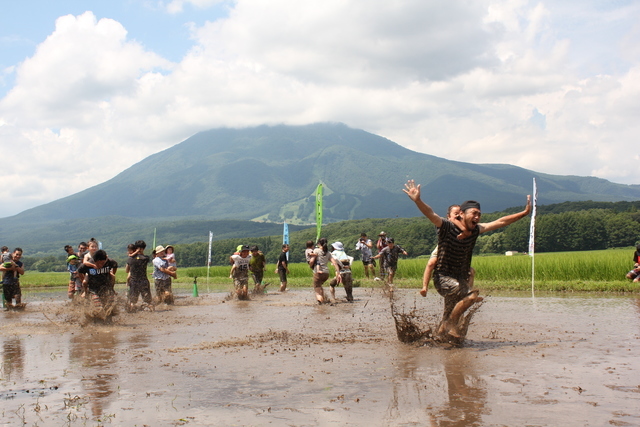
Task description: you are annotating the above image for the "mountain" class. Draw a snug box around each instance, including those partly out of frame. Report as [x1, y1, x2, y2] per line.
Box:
[2, 122, 640, 254]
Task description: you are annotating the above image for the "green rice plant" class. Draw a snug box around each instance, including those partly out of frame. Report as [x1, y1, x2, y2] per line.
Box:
[16, 248, 639, 293]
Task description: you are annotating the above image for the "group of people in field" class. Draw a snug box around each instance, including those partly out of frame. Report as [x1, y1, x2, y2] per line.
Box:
[5, 179, 535, 341]
[226, 179, 532, 340]
[63, 239, 179, 314]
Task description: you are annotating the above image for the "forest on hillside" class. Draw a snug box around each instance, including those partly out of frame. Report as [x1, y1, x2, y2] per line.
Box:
[22, 202, 640, 271]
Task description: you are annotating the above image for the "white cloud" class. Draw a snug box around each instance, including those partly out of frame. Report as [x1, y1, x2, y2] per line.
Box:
[0, 1, 639, 216]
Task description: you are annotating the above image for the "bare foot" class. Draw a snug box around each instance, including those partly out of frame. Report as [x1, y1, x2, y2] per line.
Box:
[419, 289, 427, 297]
[446, 325, 461, 339]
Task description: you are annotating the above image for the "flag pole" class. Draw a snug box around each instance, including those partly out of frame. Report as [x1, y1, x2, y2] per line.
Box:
[315, 183, 323, 241]
[283, 222, 289, 261]
[528, 178, 538, 298]
[207, 231, 213, 288]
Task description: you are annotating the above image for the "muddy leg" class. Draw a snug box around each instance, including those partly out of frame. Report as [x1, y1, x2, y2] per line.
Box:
[444, 291, 482, 337]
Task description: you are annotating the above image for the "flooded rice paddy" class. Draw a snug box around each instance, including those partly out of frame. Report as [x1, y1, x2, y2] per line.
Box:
[1, 287, 639, 426]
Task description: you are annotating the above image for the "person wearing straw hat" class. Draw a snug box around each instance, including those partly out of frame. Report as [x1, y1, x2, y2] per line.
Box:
[153, 245, 176, 304]
[329, 242, 355, 302]
[404, 179, 531, 338]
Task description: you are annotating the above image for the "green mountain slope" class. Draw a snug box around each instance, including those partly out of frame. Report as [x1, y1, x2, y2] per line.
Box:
[2, 122, 640, 255]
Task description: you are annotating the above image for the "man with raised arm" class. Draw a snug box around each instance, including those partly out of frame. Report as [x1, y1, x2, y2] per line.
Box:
[403, 179, 531, 338]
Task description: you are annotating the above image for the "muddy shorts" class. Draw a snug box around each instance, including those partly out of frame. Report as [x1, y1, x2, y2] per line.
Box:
[385, 265, 397, 277]
[2, 280, 21, 301]
[434, 275, 471, 299]
[362, 259, 374, 266]
[129, 278, 152, 304]
[155, 278, 172, 295]
[278, 269, 287, 283]
[251, 269, 264, 284]
[313, 272, 329, 288]
[234, 275, 249, 289]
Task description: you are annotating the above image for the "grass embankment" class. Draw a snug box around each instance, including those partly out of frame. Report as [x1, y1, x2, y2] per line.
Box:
[16, 248, 640, 293]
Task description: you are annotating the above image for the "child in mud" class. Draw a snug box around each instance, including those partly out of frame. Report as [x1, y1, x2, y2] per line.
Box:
[153, 245, 176, 304]
[305, 240, 315, 264]
[372, 238, 408, 292]
[329, 241, 355, 302]
[165, 245, 177, 278]
[308, 238, 343, 304]
[275, 244, 290, 292]
[66, 253, 82, 299]
[1, 246, 16, 281]
[1, 248, 25, 309]
[231, 245, 252, 299]
[126, 240, 153, 311]
[404, 179, 531, 339]
[76, 249, 117, 311]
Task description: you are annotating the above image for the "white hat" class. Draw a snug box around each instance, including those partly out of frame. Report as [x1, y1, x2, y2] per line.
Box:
[332, 241, 344, 251]
[155, 245, 166, 253]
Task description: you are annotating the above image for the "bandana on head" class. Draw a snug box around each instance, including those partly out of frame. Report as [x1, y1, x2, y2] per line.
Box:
[460, 200, 481, 212]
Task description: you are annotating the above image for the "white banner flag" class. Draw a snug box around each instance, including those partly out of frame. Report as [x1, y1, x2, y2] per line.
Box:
[207, 231, 213, 266]
[528, 178, 538, 256]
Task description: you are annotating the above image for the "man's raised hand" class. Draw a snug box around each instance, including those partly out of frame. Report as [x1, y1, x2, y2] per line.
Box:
[403, 179, 421, 202]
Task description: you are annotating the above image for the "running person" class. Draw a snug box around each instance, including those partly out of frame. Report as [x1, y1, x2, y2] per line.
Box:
[404, 179, 531, 338]
[308, 238, 343, 304]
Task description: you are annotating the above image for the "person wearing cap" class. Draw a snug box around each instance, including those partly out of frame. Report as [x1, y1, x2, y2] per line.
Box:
[153, 245, 177, 304]
[230, 245, 252, 299]
[375, 231, 389, 281]
[355, 233, 375, 279]
[372, 238, 407, 292]
[65, 245, 82, 299]
[275, 244, 290, 292]
[329, 242, 355, 302]
[249, 245, 266, 290]
[404, 179, 531, 339]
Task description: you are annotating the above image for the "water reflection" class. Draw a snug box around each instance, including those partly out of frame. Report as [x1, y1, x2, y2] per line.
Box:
[2, 336, 25, 381]
[434, 350, 487, 426]
[69, 330, 119, 418]
[385, 347, 488, 426]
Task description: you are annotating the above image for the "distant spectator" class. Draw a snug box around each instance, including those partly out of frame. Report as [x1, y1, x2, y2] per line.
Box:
[275, 244, 290, 292]
[375, 231, 389, 281]
[372, 238, 407, 292]
[355, 233, 375, 279]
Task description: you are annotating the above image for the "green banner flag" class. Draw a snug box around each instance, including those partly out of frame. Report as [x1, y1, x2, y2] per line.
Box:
[315, 183, 323, 241]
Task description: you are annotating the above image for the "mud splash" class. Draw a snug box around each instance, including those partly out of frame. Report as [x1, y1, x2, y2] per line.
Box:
[390, 294, 484, 346]
[1, 288, 640, 426]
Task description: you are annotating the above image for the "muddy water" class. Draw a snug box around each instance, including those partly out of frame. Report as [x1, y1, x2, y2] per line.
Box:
[1, 288, 639, 426]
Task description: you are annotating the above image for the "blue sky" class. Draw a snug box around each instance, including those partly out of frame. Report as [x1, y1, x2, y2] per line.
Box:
[1, 0, 640, 217]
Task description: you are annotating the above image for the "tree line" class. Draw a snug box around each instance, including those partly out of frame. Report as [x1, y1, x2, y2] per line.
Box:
[19, 203, 640, 271]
